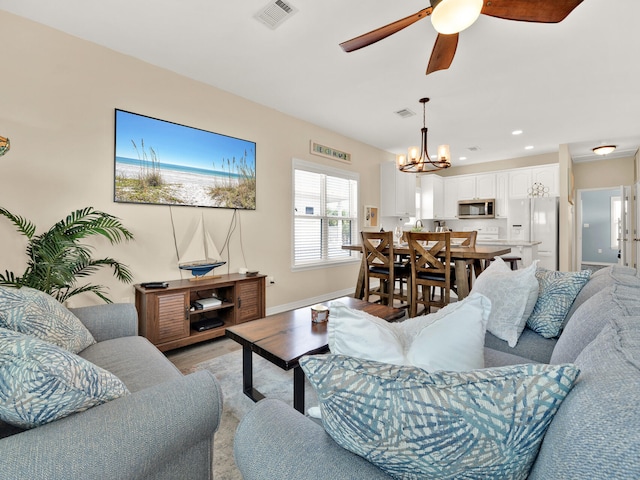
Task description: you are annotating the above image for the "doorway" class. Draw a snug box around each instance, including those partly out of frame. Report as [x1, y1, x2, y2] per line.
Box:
[576, 187, 627, 271]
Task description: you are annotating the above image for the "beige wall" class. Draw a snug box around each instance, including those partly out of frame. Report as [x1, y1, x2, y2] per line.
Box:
[573, 156, 635, 190]
[0, 11, 392, 309]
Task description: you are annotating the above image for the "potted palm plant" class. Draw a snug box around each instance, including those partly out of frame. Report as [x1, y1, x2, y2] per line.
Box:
[0, 206, 134, 303]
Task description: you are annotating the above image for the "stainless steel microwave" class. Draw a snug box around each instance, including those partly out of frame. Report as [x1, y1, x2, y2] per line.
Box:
[458, 199, 495, 219]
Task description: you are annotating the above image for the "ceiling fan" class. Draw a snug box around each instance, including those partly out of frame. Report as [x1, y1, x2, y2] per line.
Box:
[339, 0, 583, 75]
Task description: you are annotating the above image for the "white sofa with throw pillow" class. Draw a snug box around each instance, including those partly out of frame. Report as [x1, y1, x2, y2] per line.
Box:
[0, 286, 222, 480]
[235, 265, 640, 479]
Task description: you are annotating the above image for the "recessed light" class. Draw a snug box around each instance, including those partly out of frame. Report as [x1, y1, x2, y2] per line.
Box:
[512, 130, 523, 135]
[525, 146, 534, 150]
[459, 156, 467, 161]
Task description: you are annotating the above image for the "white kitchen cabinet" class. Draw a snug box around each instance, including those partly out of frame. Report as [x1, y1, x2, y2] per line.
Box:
[420, 174, 444, 219]
[457, 176, 476, 200]
[476, 173, 497, 199]
[380, 161, 416, 217]
[443, 176, 459, 219]
[531, 164, 560, 197]
[457, 173, 496, 200]
[495, 172, 509, 218]
[508, 169, 532, 198]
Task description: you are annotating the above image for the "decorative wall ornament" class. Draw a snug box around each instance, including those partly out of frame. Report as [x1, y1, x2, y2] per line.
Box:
[310, 140, 351, 164]
[363, 205, 378, 228]
[528, 182, 549, 197]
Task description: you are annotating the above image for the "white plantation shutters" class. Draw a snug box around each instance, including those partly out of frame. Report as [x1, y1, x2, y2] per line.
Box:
[293, 159, 359, 268]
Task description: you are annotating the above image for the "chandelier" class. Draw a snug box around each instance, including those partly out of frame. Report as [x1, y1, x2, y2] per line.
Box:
[396, 98, 451, 173]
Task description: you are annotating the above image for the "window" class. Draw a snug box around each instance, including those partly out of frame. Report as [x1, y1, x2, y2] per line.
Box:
[292, 159, 359, 268]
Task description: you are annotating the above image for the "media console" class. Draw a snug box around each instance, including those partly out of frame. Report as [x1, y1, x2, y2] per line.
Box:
[134, 273, 266, 352]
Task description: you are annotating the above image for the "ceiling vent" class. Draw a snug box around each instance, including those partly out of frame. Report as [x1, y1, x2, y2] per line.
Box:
[395, 108, 416, 119]
[255, 0, 298, 29]
[467, 146, 480, 151]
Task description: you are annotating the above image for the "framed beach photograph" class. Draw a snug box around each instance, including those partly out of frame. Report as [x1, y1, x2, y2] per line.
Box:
[114, 109, 256, 210]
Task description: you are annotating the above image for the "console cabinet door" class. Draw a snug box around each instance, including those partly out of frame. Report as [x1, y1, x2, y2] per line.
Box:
[154, 291, 190, 343]
[237, 278, 265, 323]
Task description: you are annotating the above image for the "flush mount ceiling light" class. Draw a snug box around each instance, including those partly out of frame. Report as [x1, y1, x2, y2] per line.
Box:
[592, 145, 616, 156]
[396, 98, 451, 173]
[430, 0, 483, 34]
[0, 136, 10, 156]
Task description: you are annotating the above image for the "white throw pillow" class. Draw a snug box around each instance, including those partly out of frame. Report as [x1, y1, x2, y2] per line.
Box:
[328, 292, 491, 372]
[471, 257, 539, 347]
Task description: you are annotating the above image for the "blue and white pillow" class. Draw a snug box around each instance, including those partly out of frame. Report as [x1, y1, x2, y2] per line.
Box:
[301, 354, 579, 480]
[0, 286, 95, 353]
[0, 327, 129, 429]
[527, 268, 591, 338]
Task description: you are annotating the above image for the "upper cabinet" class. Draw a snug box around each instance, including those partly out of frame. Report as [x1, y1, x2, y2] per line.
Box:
[380, 161, 416, 217]
[420, 174, 444, 219]
[531, 165, 560, 197]
[508, 169, 532, 198]
[509, 164, 559, 198]
[457, 173, 496, 200]
[416, 164, 559, 220]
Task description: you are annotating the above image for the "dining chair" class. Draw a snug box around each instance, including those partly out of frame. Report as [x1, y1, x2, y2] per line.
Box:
[406, 231, 453, 317]
[361, 231, 410, 307]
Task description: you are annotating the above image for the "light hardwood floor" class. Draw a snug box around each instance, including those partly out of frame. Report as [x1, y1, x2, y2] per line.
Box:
[165, 336, 241, 374]
[164, 293, 416, 373]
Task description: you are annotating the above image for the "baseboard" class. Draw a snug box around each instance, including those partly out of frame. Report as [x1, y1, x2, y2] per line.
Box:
[266, 288, 354, 316]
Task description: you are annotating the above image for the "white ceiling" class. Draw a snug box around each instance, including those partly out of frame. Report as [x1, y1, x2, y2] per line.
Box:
[2, 0, 640, 166]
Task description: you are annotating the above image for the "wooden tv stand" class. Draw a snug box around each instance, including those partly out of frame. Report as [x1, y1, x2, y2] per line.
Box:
[134, 273, 266, 352]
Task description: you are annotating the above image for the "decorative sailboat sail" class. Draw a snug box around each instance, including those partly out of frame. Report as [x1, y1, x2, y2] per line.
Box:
[178, 215, 226, 278]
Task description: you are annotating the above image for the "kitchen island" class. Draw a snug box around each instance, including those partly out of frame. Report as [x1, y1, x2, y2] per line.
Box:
[476, 240, 541, 269]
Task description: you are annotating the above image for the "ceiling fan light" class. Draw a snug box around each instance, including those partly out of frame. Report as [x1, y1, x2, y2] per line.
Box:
[592, 145, 616, 156]
[431, 0, 483, 34]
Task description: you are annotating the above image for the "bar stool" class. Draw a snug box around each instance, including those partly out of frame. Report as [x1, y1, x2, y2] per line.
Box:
[484, 256, 521, 270]
[502, 256, 521, 270]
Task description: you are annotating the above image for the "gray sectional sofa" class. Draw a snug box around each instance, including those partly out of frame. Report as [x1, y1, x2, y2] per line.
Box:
[0, 303, 223, 480]
[235, 265, 640, 479]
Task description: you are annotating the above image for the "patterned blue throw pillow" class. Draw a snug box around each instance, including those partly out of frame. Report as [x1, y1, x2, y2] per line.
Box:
[0, 327, 129, 429]
[0, 286, 95, 353]
[301, 354, 579, 480]
[527, 268, 591, 338]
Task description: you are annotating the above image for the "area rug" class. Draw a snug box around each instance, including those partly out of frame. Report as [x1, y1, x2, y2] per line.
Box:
[189, 349, 319, 480]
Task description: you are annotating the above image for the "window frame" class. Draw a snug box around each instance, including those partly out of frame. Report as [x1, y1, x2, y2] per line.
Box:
[291, 158, 360, 271]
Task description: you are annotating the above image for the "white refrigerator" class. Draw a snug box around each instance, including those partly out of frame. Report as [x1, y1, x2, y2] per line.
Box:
[508, 197, 559, 270]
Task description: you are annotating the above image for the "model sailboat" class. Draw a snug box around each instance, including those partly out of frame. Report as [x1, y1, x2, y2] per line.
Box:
[178, 215, 226, 279]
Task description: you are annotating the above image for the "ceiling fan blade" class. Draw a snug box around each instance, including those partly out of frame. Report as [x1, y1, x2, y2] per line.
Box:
[482, 0, 583, 23]
[426, 33, 459, 75]
[340, 8, 432, 52]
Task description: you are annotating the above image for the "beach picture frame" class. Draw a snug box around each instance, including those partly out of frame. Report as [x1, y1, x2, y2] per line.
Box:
[114, 109, 256, 210]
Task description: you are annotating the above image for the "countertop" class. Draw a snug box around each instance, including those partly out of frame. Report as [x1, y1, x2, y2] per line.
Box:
[477, 239, 541, 246]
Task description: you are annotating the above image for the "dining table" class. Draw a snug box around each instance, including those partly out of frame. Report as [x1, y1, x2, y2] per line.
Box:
[342, 242, 511, 301]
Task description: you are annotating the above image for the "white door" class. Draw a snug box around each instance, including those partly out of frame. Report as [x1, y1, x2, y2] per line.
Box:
[636, 182, 640, 269]
[617, 185, 632, 267]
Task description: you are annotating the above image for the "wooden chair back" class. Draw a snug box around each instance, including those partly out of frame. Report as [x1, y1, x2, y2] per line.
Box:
[361, 231, 395, 306]
[406, 231, 452, 316]
[449, 230, 477, 247]
[449, 230, 478, 288]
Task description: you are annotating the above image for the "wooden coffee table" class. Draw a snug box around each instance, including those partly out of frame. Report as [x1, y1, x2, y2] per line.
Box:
[225, 296, 405, 413]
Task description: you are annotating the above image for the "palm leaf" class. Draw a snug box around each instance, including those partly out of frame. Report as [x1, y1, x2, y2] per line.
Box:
[0, 206, 134, 303]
